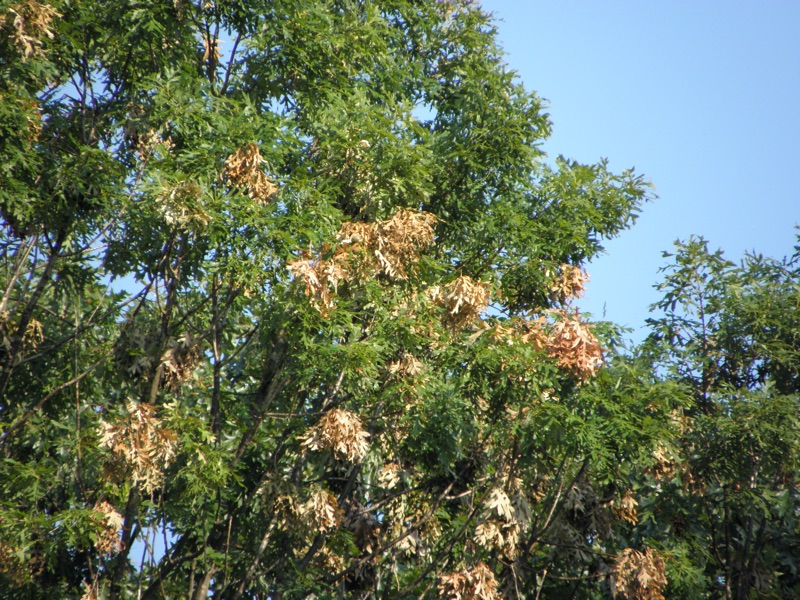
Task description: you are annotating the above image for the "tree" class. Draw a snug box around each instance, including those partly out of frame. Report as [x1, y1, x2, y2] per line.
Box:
[629, 237, 800, 599]
[0, 0, 654, 598]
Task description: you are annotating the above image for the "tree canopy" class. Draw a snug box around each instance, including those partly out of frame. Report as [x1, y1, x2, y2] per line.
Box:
[1, 1, 798, 599]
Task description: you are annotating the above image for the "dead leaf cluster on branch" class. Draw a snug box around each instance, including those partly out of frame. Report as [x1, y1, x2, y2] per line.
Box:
[4, 1, 58, 60]
[612, 547, 667, 600]
[547, 309, 604, 381]
[550, 263, 589, 304]
[300, 408, 370, 463]
[223, 143, 278, 203]
[438, 562, 502, 600]
[99, 401, 177, 493]
[430, 275, 490, 329]
[288, 208, 438, 311]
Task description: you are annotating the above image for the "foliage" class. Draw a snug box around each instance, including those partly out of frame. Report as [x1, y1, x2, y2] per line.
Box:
[4, 0, 796, 599]
[0, 1, 651, 596]
[630, 237, 800, 600]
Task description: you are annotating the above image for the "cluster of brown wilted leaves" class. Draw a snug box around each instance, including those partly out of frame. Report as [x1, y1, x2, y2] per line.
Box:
[429, 275, 491, 329]
[546, 309, 604, 381]
[287, 249, 347, 312]
[201, 33, 222, 65]
[92, 501, 124, 556]
[300, 489, 344, 534]
[338, 208, 438, 280]
[288, 208, 437, 311]
[388, 352, 425, 378]
[473, 482, 531, 559]
[4, 1, 58, 60]
[612, 547, 667, 600]
[300, 408, 370, 463]
[550, 263, 589, 304]
[223, 143, 278, 202]
[611, 491, 639, 526]
[0, 310, 43, 361]
[438, 562, 501, 600]
[135, 127, 174, 159]
[99, 401, 177, 493]
[80, 582, 98, 600]
[481, 309, 603, 383]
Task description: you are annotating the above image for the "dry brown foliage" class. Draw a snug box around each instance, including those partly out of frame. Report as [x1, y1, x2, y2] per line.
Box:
[201, 33, 221, 64]
[223, 143, 278, 202]
[313, 544, 347, 576]
[612, 491, 639, 526]
[474, 519, 520, 558]
[473, 485, 531, 558]
[80, 581, 98, 600]
[257, 479, 300, 529]
[0, 312, 44, 355]
[438, 563, 501, 600]
[430, 275, 490, 329]
[92, 500, 123, 556]
[100, 401, 177, 493]
[512, 317, 548, 349]
[378, 462, 403, 490]
[136, 127, 174, 159]
[300, 408, 370, 462]
[612, 547, 667, 600]
[287, 248, 349, 312]
[299, 489, 343, 534]
[483, 316, 548, 350]
[551, 264, 589, 303]
[388, 352, 424, 378]
[648, 443, 677, 481]
[24, 317, 43, 348]
[647, 442, 699, 494]
[5, 1, 58, 60]
[338, 208, 438, 280]
[288, 209, 437, 311]
[382, 491, 441, 559]
[547, 309, 604, 381]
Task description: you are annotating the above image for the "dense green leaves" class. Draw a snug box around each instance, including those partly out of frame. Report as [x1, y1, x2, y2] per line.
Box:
[2, 1, 796, 599]
[631, 238, 800, 599]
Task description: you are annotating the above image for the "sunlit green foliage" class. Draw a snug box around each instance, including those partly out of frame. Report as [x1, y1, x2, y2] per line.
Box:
[631, 237, 800, 600]
[3, 1, 797, 599]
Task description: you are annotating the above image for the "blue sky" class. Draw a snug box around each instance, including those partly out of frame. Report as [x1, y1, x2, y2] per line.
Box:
[481, 1, 800, 341]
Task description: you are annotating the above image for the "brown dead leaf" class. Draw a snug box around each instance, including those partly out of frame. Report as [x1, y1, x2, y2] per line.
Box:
[551, 264, 589, 303]
[299, 489, 343, 534]
[5, 1, 59, 60]
[93, 500, 123, 555]
[99, 401, 177, 493]
[612, 547, 667, 600]
[438, 563, 501, 600]
[432, 276, 490, 329]
[289, 208, 437, 312]
[300, 408, 370, 462]
[612, 491, 639, 526]
[223, 143, 278, 203]
[546, 309, 604, 381]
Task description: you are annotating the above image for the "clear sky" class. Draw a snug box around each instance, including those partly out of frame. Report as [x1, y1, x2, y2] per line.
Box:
[480, 0, 800, 341]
